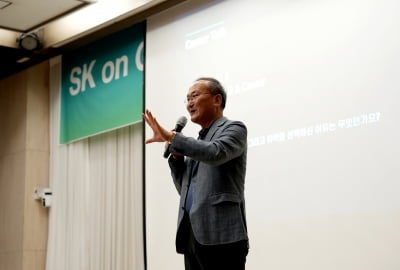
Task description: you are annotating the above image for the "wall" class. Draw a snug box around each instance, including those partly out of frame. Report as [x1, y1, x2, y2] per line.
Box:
[0, 62, 49, 270]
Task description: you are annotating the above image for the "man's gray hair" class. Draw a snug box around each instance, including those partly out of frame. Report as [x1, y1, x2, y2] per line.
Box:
[195, 77, 227, 109]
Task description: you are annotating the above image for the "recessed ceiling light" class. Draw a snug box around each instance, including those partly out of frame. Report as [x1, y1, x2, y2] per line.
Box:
[16, 57, 30, 64]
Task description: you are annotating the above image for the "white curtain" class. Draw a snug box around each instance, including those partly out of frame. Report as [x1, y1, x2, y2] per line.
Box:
[46, 57, 145, 270]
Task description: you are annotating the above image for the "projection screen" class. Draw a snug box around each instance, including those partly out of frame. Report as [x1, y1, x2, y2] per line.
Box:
[145, 0, 400, 269]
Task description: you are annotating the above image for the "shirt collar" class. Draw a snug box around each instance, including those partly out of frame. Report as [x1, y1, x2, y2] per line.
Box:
[198, 127, 210, 140]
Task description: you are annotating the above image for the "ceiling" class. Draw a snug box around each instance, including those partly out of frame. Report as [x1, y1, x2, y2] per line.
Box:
[0, 0, 186, 80]
[0, 0, 93, 79]
[0, 0, 93, 32]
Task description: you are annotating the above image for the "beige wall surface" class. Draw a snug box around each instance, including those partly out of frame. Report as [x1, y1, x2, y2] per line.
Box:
[0, 62, 50, 270]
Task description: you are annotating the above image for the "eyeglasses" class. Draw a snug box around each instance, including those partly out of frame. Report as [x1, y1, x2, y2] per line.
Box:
[184, 92, 212, 104]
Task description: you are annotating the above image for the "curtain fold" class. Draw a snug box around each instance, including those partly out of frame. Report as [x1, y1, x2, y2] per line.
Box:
[46, 57, 144, 270]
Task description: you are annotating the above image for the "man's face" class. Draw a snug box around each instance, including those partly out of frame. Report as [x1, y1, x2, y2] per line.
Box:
[186, 80, 220, 128]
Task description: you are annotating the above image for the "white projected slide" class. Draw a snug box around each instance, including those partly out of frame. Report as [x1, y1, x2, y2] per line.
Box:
[145, 0, 400, 269]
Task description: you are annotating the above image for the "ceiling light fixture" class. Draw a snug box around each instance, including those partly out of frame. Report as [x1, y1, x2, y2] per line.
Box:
[16, 57, 30, 64]
[17, 32, 42, 51]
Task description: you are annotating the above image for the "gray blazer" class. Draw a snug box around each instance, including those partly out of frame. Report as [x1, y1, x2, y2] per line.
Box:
[168, 116, 248, 253]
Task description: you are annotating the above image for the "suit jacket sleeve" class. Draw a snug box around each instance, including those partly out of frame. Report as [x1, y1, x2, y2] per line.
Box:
[169, 120, 247, 166]
[168, 155, 186, 195]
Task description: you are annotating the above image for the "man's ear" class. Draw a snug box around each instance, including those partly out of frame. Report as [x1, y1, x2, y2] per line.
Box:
[214, 94, 222, 107]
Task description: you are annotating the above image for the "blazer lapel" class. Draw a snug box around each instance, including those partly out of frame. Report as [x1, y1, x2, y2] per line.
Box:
[205, 116, 227, 142]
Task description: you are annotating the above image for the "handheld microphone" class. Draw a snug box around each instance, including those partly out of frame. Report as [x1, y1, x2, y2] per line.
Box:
[163, 116, 187, 158]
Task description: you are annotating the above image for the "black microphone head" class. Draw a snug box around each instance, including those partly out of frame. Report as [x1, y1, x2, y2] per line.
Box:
[175, 116, 187, 132]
